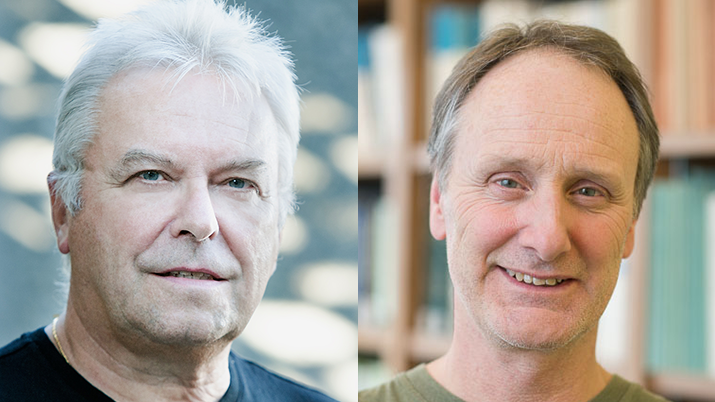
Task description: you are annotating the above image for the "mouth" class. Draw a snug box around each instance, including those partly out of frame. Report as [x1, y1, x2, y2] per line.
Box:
[154, 269, 226, 281]
[499, 266, 571, 287]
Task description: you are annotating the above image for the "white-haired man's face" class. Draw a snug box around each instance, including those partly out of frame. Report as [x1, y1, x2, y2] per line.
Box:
[52, 68, 282, 349]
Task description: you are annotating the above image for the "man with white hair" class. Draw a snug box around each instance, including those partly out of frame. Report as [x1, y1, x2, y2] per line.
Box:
[0, 1, 336, 400]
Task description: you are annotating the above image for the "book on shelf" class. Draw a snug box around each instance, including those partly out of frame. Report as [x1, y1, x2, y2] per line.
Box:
[596, 258, 633, 378]
[415, 235, 453, 336]
[357, 23, 405, 158]
[707, 191, 715, 378]
[358, 182, 399, 329]
[421, 0, 715, 140]
[647, 170, 715, 376]
[652, 0, 715, 135]
[425, 3, 480, 118]
[358, 181, 377, 324]
[358, 26, 377, 156]
[358, 356, 392, 391]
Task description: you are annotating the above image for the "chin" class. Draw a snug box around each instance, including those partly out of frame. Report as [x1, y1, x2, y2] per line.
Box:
[126, 307, 243, 347]
[493, 329, 578, 351]
[486, 311, 593, 352]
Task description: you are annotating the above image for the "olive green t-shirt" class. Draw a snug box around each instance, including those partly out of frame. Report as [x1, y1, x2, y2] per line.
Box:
[358, 364, 670, 402]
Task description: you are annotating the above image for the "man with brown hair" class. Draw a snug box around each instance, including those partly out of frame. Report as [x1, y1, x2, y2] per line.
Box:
[360, 21, 667, 402]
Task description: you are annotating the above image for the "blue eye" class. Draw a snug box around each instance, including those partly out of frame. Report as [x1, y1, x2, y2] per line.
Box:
[140, 171, 161, 181]
[228, 178, 247, 189]
[497, 178, 519, 188]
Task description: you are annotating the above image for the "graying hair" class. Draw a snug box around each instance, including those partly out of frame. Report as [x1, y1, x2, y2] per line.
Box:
[49, 0, 300, 224]
[428, 20, 659, 218]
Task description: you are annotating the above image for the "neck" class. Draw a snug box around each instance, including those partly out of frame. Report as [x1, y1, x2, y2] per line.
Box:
[427, 305, 611, 402]
[46, 302, 232, 402]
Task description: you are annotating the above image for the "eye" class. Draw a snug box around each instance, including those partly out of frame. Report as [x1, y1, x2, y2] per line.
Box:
[496, 178, 520, 189]
[228, 178, 248, 189]
[575, 187, 601, 197]
[139, 170, 163, 181]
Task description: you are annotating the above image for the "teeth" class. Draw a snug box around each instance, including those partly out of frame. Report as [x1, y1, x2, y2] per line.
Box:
[504, 268, 564, 287]
[168, 271, 215, 280]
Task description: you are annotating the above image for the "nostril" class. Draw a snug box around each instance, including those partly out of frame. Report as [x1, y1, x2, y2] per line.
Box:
[177, 228, 215, 242]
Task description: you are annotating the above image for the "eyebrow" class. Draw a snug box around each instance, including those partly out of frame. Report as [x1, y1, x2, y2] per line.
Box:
[110, 149, 267, 180]
[106, 149, 173, 182]
[479, 155, 624, 188]
[118, 149, 174, 169]
[214, 159, 267, 175]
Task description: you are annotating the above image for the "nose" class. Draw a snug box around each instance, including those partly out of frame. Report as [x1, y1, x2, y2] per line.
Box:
[170, 181, 219, 241]
[517, 190, 572, 262]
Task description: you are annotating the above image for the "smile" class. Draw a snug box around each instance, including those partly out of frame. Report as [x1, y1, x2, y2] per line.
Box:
[503, 268, 566, 287]
[155, 270, 225, 281]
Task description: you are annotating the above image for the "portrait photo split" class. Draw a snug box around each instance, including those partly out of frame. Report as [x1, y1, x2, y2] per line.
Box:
[1, 0, 715, 401]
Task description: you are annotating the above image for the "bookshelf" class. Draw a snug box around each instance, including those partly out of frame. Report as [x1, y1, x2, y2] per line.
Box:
[358, 0, 715, 401]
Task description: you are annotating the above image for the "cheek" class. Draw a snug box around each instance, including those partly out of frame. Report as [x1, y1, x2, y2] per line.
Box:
[571, 214, 630, 268]
[99, 194, 170, 257]
[567, 214, 629, 307]
[70, 193, 163, 267]
[216, 203, 280, 279]
[446, 195, 520, 266]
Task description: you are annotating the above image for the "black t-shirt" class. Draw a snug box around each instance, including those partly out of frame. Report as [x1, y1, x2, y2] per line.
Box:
[0, 327, 337, 401]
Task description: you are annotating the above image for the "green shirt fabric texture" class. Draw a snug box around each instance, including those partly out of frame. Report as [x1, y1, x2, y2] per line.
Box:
[359, 364, 670, 402]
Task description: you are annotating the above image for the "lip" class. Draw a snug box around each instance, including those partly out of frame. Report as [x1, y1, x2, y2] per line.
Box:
[497, 265, 573, 281]
[154, 267, 227, 281]
[497, 265, 575, 290]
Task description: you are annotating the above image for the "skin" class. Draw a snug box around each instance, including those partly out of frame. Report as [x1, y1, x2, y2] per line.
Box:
[45, 68, 282, 401]
[427, 50, 640, 401]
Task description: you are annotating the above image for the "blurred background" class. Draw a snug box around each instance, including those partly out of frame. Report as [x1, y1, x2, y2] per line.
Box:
[359, 0, 715, 401]
[0, 0, 356, 401]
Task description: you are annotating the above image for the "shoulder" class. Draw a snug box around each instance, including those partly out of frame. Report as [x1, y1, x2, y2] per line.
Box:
[0, 327, 45, 370]
[0, 328, 38, 357]
[592, 375, 671, 402]
[0, 328, 55, 398]
[359, 364, 464, 402]
[230, 353, 337, 402]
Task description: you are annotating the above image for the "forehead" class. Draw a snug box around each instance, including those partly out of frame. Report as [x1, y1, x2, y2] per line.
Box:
[92, 68, 279, 167]
[455, 49, 639, 178]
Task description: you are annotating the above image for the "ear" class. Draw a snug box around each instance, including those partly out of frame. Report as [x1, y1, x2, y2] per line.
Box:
[48, 175, 71, 255]
[429, 175, 447, 241]
[621, 219, 637, 259]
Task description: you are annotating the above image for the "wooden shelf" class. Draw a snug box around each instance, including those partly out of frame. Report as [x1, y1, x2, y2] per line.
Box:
[358, 152, 384, 180]
[411, 143, 430, 174]
[358, 0, 384, 5]
[358, 0, 386, 23]
[410, 331, 451, 363]
[358, 144, 429, 180]
[660, 134, 715, 158]
[365, 134, 715, 177]
[649, 372, 715, 401]
[358, 326, 386, 355]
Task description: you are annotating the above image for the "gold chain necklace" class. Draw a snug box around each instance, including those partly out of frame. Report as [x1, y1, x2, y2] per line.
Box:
[52, 317, 70, 364]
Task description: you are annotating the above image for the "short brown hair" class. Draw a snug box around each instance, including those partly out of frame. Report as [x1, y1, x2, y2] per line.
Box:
[427, 20, 659, 217]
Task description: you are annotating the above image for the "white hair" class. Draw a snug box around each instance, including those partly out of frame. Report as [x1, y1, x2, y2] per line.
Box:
[50, 0, 300, 224]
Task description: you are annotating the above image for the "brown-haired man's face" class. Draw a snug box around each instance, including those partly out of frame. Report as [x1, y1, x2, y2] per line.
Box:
[430, 50, 639, 351]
